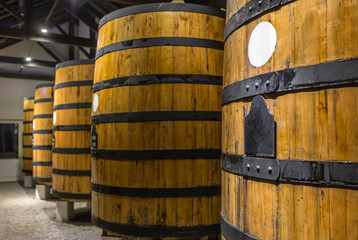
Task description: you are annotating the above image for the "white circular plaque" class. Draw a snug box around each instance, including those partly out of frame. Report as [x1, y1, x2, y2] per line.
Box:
[248, 21, 277, 68]
[53, 112, 56, 124]
[93, 94, 99, 112]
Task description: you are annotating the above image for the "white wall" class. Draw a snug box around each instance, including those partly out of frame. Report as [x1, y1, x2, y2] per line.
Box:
[0, 78, 52, 182]
[0, 19, 93, 182]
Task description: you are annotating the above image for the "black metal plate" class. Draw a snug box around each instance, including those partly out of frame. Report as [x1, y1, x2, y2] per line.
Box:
[244, 95, 275, 157]
[221, 153, 358, 188]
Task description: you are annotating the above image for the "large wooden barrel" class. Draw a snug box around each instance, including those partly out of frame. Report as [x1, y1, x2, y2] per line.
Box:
[91, 3, 225, 238]
[23, 97, 34, 175]
[221, 0, 358, 239]
[52, 59, 94, 201]
[33, 83, 54, 185]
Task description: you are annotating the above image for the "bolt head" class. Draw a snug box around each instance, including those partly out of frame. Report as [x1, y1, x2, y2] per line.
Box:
[258, 1, 262, 5]
[246, 85, 250, 90]
[249, 6, 253, 11]
[246, 164, 251, 171]
[266, 80, 270, 85]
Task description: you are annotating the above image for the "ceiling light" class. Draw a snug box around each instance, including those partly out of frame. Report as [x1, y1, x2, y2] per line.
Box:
[41, 28, 48, 33]
[25, 57, 32, 62]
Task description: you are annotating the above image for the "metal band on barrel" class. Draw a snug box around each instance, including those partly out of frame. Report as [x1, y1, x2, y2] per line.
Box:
[32, 161, 52, 166]
[53, 102, 92, 110]
[98, 3, 225, 29]
[35, 83, 54, 89]
[93, 74, 222, 92]
[52, 168, 91, 176]
[91, 183, 220, 198]
[222, 59, 358, 105]
[33, 145, 52, 150]
[24, 96, 34, 100]
[92, 111, 221, 124]
[52, 190, 91, 200]
[23, 109, 33, 112]
[34, 98, 54, 104]
[221, 153, 358, 188]
[32, 177, 52, 182]
[33, 130, 52, 134]
[221, 214, 258, 240]
[54, 80, 93, 89]
[92, 215, 220, 238]
[224, 0, 295, 41]
[53, 148, 91, 154]
[55, 59, 95, 70]
[53, 125, 91, 131]
[92, 149, 221, 160]
[33, 114, 53, 119]
[95, 37, 223, 60]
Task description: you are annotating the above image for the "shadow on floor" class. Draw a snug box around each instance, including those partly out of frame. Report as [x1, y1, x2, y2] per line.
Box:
[70, 210, 93, 226]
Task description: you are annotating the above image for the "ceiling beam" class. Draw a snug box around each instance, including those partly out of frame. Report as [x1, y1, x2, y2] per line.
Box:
[0, 55, 56, 68]
[0, 0, 24, 23]
[58, 0, 98, 32]
[0, 38, 22, 50]
[36, 42, 62, 62]
[49, 19, 93, 59]
[0, 71, 53, 81]
[0, 26, 96, 48]
[24, 0, 33, 36]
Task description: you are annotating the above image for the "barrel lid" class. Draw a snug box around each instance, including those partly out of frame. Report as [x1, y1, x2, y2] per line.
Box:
[55, 59, 95, 70]
[24, 96, 34, 100]
[99, 3, 226, 30]
[35, 82, 54, 89]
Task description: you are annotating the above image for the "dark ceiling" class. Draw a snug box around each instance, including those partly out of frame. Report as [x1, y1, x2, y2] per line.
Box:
[0, 0, 226, 80]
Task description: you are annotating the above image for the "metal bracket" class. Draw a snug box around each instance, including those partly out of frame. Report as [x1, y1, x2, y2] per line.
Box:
[222, 59, 358, 105]
[221, 153, 358, 188]
[222, 153, 280, 181]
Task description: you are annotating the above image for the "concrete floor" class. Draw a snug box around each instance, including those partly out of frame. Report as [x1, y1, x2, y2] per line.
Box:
[0, 181, 101, 240]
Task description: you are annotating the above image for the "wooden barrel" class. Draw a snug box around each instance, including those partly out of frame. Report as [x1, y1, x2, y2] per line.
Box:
[33, 83, 54, 185]
[92, 3, 225, 238]
[22, 96, 34, 175]
[221, 0, 358, 239]
[52, 59, 94, 201]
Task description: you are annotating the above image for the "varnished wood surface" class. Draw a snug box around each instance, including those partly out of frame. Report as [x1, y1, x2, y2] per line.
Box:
[93, 4, 224, 238]
[23, 98, 34, 175]
[52, 63, 94, 201]
[97, 11, 224, 50]
[33, 86, 54, 185]
[222, 0, 358, 239]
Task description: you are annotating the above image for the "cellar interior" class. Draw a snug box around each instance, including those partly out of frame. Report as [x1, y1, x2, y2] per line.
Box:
[0, 0, 356, 240]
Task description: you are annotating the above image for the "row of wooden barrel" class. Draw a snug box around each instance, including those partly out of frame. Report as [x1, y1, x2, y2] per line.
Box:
[22, 1, 357, 239]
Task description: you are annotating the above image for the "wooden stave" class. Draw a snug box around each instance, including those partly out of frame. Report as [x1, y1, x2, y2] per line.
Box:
[52, 62, 94, 201]
[22, 98, 34, 175]
[92, 4, 224, 238]
[33, 85, 54, 185]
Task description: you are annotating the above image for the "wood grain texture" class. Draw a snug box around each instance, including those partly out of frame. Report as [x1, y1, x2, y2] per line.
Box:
[52, 63, 94, 201]
[93, 4, 224, 238]
[23, 98, 34, 175]
[33, 86, 54, 185]
[97, 11, 224, 50]
[222, 0, 358, 239]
